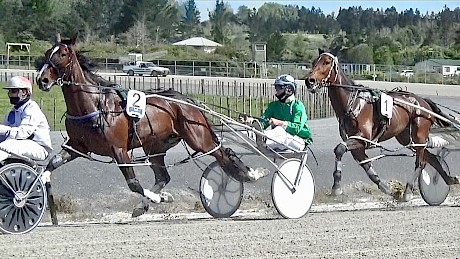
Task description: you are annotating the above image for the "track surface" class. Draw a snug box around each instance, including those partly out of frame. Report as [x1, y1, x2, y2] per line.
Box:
[2, 205, 460, 258]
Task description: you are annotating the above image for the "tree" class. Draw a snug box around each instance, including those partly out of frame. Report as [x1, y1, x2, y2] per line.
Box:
[266, 32, 286, 61]
[179, 0, 201, 38]
[209, 0, 234, 44]
[373, 46, 393, 65]
[454, 28, 460, 50]
[289, 33, 310, 61]
[344, 44, 373, 64]
[115, 0, 180, 43]
[71, 0, 125, 42]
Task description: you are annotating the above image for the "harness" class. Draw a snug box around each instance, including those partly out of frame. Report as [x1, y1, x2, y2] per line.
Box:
[343, 87, 388, 144]
[43, 44, 143, 158]
[318, 53, 390, 146]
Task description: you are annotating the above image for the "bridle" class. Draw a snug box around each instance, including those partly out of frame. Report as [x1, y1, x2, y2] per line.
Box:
[41, 44, 113, 90]
[317, 52, 341, 87]
[43, 44, 74, 85]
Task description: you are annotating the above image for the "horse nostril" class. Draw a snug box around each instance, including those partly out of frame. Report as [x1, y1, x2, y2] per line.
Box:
[42, 78, 49, 84]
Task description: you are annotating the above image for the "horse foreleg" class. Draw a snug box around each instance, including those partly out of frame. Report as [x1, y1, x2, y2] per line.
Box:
[333, 138, 395, 197]
[111, 147, 162, 217]
[350, 149, 395, 197]
[332, 142, 347, 195]
[132, 155, 174, 214]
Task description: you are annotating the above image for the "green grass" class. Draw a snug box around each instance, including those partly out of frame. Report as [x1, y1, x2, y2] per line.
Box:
[0, 82, 67, 130]
[192, 94, 272, 125]
[0, 82, 273, 130]
[0, 82, 333, 130]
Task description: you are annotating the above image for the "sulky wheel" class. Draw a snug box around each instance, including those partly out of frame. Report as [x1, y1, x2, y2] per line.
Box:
[200, 161, 243, 218]
[272, 159, 315, 219]
[419, 162, 450, 206]
[0, 163, 47, 234]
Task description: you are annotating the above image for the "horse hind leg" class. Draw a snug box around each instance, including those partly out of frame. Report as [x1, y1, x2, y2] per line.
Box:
[400, 145, 426, 202]
[178, 117, 263, 182]
[425, 149, 460, 185]
[402, 147, 460, 202]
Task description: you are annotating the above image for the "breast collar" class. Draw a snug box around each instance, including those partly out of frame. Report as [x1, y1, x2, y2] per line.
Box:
[65, 110, 100, 123]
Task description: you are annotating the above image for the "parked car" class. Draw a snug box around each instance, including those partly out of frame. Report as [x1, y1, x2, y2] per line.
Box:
[400, 69, 414, 77]
[122, 61, 170, 77]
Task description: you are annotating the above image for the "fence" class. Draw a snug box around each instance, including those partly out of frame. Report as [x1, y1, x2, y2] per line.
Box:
[2, 53, 459, 85]
[0, 71, 334, 130]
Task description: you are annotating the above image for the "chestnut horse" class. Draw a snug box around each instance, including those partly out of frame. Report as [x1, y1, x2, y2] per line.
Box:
[305, 49, 459, 201]
[36, 36, 259, 217]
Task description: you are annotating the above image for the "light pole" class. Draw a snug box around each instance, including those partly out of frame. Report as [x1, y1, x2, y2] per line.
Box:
[156, 26, 160, 45]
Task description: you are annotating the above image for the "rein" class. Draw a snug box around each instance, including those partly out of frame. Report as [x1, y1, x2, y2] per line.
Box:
[48, 47, 125, 122]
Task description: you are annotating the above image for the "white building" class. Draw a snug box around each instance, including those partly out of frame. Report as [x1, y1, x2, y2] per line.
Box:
[172, 37, 222, 53]
[415, 59, 460, 76]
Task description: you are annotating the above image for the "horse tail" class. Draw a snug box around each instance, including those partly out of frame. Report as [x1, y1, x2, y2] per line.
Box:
[424, 98, 451, 127]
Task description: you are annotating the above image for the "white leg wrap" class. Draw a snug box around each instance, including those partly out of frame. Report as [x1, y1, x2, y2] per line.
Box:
[247, 167, 269, 181]
[40, 170, 51, 183]
[143, 189, 161, 203]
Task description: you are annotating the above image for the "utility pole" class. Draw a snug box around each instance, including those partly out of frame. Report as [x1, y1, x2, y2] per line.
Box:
[156, 26, 160, 45]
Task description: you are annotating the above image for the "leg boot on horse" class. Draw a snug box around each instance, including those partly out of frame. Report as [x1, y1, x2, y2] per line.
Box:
[132, 155, 174, 217]
[332, 139, 397, 198]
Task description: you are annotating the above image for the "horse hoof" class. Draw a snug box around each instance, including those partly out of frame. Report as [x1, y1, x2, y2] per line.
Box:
[402, 193, 413, 202]
[453, 177, 460, 185]
[160, 191, 174, 203]
[378, 181, 394, 196]
[132, 205, 149, 218]
[132, 199, 150, 218]
[332, 188, 343, 196]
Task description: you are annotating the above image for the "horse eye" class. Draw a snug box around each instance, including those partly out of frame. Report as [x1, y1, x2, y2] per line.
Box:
[61, 53, 66, 58]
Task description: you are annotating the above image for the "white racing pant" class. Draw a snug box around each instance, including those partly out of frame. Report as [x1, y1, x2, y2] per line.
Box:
[0, 139, 48, 162]
[264, 126, 305, 151]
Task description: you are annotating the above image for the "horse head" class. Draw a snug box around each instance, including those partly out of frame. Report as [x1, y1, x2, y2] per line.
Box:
[36, 34, 79, 91]
[305, 49, 340, 93]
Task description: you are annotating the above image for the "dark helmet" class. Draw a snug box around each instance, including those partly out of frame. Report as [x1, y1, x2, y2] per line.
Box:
[274, 74, 296, 102]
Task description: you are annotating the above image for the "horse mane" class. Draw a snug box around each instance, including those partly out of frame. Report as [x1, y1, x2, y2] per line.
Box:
[74, 51, 118, 88]
[337, 68, 356, 86]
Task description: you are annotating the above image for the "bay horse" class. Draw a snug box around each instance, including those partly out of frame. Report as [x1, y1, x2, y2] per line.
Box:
[305, 49, 459, 201]
[36, 35, 263, 217]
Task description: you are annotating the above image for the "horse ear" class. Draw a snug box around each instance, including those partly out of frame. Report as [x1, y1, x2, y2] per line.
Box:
[318, 48, 325, 55]
[56, 33, 61, 44]
[330, 47, 340, 57]
[70, 34, 78, 45]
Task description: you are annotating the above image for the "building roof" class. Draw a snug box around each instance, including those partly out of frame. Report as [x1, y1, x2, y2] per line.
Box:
[428, 59, 460, 66]
[172, 37, 222, 47]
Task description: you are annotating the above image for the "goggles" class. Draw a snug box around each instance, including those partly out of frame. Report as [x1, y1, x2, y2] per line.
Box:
[274, 84, 285, 90]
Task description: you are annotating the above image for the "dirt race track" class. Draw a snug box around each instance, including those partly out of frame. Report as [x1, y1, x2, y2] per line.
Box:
[1, 203, 460, 258]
